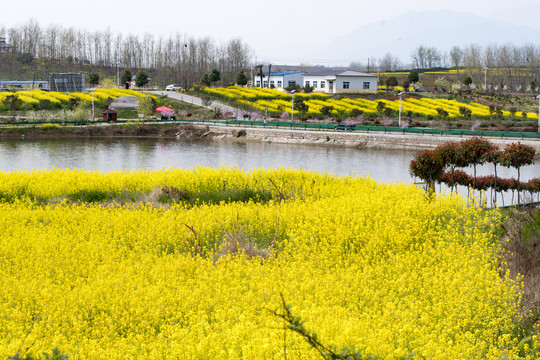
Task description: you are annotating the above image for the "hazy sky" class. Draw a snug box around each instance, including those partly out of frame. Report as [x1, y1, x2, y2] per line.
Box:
[2, 0, 539, 65]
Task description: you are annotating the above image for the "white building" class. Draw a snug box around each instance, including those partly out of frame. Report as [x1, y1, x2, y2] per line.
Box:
[252, 68, 378, 94]
[253, 71, 305, 89]
[303, 69, 378, 94]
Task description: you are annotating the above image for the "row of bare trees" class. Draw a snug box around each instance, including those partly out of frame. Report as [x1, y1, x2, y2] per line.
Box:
[371, 44, 540, 93]
[413, 44, 540, 93]
[0, 20, 252, 86]
[450, 44, 540, 93]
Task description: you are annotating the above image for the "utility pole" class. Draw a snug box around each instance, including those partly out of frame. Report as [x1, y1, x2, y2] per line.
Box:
[291, 90, 295, 122]
[91, 88, 95, 122]
[484, 67, 488, 94]
[253, 56, 256, 88]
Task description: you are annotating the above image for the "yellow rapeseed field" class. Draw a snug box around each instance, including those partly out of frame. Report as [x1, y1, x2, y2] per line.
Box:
[0, 168, 537, 359]
[202, 86, 539, 119]
[0, 89, 156, 111]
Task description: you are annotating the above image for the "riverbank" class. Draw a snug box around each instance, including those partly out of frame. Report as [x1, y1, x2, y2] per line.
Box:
[1, 122, 539, 154]
[210, 125, 540, 153]
[0, 123, 211, 139]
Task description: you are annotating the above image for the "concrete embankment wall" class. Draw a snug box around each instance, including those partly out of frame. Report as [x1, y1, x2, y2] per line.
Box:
[203, 125, 540, 154]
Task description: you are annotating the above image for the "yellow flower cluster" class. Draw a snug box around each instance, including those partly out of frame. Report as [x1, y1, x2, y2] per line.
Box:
[200, 86, 538, 119]
[204, 86, 292, 101]
[0, 89, 155, 110]
[69, 92, 94, 102]
[0, 168, 536, 359]
[18, 90, 63, 105]
[378, 85, 415, 92]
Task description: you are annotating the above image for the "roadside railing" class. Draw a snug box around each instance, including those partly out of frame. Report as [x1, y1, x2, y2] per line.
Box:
[0, 117, 539, 140]
[164, 119, 540, 140]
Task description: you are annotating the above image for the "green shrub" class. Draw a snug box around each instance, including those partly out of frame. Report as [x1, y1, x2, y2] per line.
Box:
[72, 105, 89, 123]
[2, 94, 22, 111]
[321, 106, 334, 116]
[138, 96, 157, 116]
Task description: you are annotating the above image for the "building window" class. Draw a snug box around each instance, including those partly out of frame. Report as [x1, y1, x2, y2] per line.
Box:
[343, 82, 350, 89]
[288, 81, 296, 87]
[270, 80, 275, 88]
[321, 81, 326, 88]
[256, 81, 261, 87]
[313, 81, 318, 88]
[363, 82, 370, 89]
[305, 81, 310, 87]
[263, 81, 268, 88]
[277, 80, 282, 88]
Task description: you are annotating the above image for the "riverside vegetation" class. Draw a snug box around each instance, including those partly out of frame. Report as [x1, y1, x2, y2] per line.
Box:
[0, 89, 212, 124]
[0, 167, 538, 359]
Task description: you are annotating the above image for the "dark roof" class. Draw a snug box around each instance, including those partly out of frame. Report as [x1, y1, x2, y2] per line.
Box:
[263, 71, 305, 76]
[260, 64, 328, 73]
[0, 37, 12, 48]
[304, 69, 377, 77]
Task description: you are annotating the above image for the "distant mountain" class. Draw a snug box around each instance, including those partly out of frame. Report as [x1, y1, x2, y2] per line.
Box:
[317, 10, 540, 65]
[488, 3, 540, 33]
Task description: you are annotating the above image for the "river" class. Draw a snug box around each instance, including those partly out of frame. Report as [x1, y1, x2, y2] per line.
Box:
[0, 137, 538, 205]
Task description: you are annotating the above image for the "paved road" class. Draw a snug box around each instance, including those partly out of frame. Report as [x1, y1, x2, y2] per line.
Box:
[150, 91, 242, 117]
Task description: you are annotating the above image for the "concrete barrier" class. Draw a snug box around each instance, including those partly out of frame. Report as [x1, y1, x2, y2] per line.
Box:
[203, 125, 540, 154]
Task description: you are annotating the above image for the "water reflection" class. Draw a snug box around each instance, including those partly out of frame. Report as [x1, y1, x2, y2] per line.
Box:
[0, 138, 537, 192]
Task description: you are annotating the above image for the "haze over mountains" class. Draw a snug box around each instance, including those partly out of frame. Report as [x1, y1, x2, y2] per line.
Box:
[310, 9, 540, 66]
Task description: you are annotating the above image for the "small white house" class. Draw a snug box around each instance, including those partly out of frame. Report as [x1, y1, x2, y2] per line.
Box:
[253, 71, 305, 89]
[303, 69, 378, 94]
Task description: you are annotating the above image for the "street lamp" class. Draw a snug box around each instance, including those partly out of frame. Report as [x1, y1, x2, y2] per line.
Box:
[91, 88, 95, 122]
[398, 91, 404, 127]
[536, 95, 540, 133]
[484, 67, 488, 93]
[291, 90, 296, 122]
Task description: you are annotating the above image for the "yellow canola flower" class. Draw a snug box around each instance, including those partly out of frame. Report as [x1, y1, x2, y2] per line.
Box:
[212, 86, 528, 119]
[0, 168, 533, 360]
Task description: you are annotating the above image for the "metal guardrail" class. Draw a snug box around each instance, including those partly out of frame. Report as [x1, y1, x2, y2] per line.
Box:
[170, 119, 540, 140]
[0, 118, 539, 140]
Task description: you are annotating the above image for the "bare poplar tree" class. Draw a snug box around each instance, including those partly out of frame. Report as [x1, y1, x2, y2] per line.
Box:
[449, 46, 463, 70]
[379, 52, 400, 72]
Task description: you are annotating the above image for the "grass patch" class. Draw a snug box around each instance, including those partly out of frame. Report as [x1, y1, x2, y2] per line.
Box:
[44, 186, 277, 206]
[115, 109, 139, 119]
[154, 185, 274, 206]
[522, 208, 540, 244]
[500, 207, 540, 337]
[67, 189, 112, 203]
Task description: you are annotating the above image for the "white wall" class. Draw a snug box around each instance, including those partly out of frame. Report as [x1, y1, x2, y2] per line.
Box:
[252, 73, 377, 92]
[303, 75, 334, 92]
[252, 73, 304, 89]
[336, 76, 377, 91]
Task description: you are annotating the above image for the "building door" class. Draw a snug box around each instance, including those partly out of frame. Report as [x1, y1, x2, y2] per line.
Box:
[329, 81, 334, 94]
